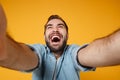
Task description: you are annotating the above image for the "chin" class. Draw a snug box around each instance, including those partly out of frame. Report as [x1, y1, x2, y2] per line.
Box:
[46, 39, 67, 52]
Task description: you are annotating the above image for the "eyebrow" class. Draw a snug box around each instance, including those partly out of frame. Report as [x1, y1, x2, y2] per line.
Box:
[46, 24, 52, 27]
[57, 23, 65, 26]
[46, 23, 65, 27]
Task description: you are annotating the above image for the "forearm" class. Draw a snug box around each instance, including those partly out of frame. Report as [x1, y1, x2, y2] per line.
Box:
[0, 34, 38, 71]
[78, 28, 120, 67]
[0, 4, 38, 71]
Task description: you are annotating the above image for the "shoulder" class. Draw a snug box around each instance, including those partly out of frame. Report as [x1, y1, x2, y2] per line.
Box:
[29, 44, 45, 49]
[27, 44, 46, 54]
[66, 44, 88, 54]
[67, 44, 86, 50]
[68, 44, 88, 48]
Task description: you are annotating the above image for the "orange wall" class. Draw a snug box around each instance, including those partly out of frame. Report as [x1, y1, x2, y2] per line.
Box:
[0, 0, 120, 80]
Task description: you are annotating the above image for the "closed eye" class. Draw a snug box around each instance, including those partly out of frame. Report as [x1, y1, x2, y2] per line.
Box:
[47, 26, 52, 29]
[46, 24, 53, 29]
[57, 24, 65, 28]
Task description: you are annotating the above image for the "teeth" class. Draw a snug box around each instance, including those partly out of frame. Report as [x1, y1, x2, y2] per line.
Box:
[52, 36, 60, 40]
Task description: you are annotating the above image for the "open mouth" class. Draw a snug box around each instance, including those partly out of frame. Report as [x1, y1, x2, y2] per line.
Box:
[49, 32, 63, 44]
[52, 36, 60, 42]
[51, 36, 60, 42]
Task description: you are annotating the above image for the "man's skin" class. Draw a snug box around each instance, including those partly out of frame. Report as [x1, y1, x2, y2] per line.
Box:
[0, 5, 38, 71]
[0, 4, 120, 72]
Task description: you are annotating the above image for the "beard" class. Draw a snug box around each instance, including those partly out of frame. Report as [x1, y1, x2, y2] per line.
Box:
[45, 38, 67, 53]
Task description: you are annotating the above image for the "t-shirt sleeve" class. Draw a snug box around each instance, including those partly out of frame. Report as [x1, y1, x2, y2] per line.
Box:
[71, 44, 96, 71]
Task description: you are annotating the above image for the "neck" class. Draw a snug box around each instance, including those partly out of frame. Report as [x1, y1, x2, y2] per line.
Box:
[53, 51, 63, 59]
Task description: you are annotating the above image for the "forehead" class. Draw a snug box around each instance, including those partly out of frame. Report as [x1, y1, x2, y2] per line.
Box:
[47, 19, 64, 25]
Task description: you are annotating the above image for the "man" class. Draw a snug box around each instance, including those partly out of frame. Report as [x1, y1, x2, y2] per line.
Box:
[0, 4, 120, 80]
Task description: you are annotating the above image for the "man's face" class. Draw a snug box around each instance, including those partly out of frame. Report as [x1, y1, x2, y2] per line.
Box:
[44, 19, 68, 53]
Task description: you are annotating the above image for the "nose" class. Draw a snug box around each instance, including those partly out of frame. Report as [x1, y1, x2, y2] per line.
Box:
[53, 26, 58, 32]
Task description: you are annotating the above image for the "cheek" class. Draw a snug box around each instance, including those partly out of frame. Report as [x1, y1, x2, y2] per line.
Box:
[62, 33, 68, 40]
[44, 33, 49, 40]
[62, 30, 67, 36]
[45, 30, 51, 35]
[45, 31, 49, 36]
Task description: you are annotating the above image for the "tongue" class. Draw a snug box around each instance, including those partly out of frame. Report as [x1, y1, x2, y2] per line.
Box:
[52, 37, 60, 42]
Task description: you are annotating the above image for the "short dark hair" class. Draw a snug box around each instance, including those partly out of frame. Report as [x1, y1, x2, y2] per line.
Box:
[44, 15, 68, 33]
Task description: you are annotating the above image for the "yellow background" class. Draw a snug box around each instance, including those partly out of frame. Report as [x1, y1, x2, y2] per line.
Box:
[0, 0, 120, 80]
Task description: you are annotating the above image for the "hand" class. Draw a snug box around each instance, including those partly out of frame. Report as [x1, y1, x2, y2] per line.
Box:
[0, 4, 7, 60]
[0, 4, 7, 36]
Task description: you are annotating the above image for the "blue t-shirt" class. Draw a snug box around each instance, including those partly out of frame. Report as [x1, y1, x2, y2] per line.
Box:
[28, 44, 95, 80]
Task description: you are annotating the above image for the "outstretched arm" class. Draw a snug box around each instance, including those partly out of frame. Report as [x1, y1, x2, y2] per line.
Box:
[78, 28, 120, 67]
[0, 4, 38, 71]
